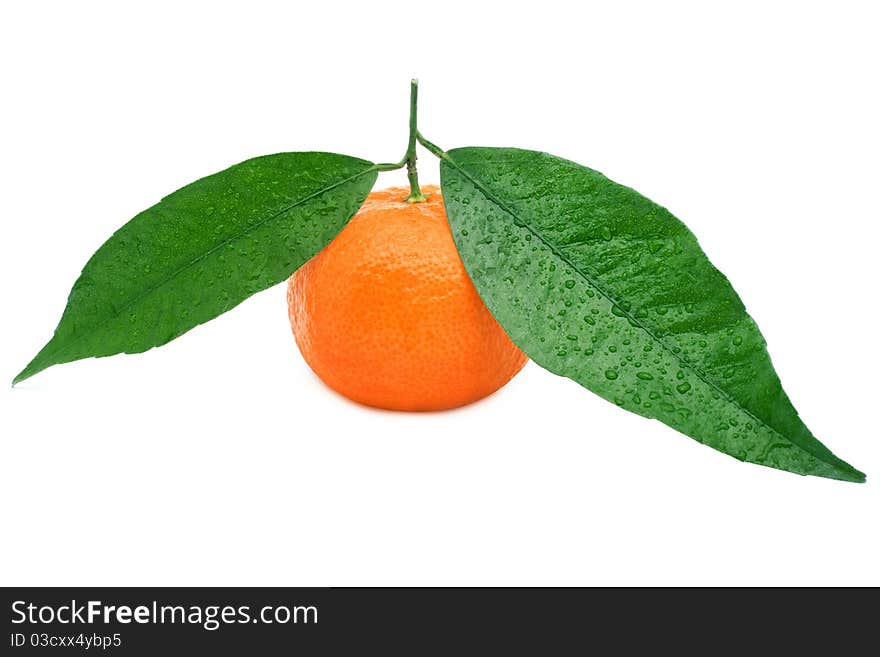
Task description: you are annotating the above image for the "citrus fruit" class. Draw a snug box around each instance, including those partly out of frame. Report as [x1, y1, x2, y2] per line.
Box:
[286, 185, 528, 411]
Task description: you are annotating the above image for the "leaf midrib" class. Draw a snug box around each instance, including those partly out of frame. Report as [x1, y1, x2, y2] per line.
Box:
[441, 151, 849, 474]
[26, 164, 377, 374]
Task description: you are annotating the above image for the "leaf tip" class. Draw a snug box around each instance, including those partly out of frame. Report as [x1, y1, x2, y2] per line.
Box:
[12, 352, 48, 386]
[12, 367, 33, 387]
[846, 468, 867, 484]
[826, 460, 867, 484]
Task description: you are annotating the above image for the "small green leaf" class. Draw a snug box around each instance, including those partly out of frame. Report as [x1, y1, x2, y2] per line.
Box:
[14, 152, 378, 384]
[440, 146, 864, 482]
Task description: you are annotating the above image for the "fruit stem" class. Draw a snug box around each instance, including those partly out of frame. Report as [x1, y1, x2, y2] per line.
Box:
[403, 79, 427, 203]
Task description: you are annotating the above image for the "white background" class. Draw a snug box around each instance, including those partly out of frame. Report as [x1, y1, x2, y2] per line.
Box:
[1, 1, 878, 586]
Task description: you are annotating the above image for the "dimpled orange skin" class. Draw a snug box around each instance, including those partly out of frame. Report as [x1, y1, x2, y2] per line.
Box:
[287, 185, 528, 411]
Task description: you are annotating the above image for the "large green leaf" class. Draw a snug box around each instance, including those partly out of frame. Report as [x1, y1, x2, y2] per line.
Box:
[440, 146, 864, 482]
[14, 152, 378, 384]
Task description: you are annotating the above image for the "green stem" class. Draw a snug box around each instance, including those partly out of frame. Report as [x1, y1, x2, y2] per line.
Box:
[403, 79, 427, 203]
[374, 161, 405, 172]
[375, 83, 447, 183]
[416, 132, 446, 159]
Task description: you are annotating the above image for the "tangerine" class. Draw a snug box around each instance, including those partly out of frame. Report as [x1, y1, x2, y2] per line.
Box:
[287, 185, 527, 411]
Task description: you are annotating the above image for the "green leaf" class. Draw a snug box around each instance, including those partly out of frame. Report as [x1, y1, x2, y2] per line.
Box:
[14, 152, 378, 384]
[440, 146, 864, 482]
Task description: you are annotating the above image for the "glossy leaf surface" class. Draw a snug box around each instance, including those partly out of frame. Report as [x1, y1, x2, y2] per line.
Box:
[15, 152, 377, 383]
[441, 146, 863, 482]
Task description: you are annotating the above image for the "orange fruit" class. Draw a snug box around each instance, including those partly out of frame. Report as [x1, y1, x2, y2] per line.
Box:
[287, 185, 528, 411]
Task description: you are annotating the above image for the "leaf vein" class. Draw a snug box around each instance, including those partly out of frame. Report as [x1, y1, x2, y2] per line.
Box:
[442, 153, 840, 470]
[30, 164, 377, 371]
